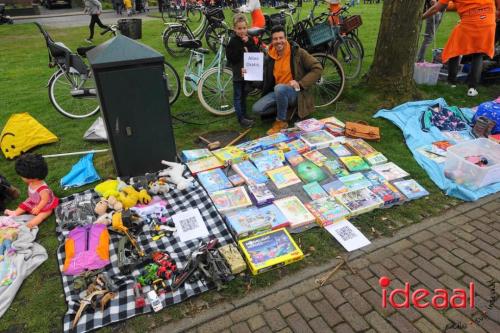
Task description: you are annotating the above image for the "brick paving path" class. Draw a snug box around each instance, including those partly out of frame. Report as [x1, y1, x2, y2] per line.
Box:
[156, 193, 500, 333]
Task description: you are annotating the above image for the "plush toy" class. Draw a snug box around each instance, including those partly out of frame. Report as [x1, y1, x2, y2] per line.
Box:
[148, 178, 171, 195]
[95, 182, 152, 210]
[94, 179, 127, 198]
[159, 161, 194, 191]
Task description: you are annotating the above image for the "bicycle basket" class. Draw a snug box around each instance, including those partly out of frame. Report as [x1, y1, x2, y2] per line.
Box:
[306, 22, 337, 47]
[206, 7, 225, 22]
[340, 15, 362, 34]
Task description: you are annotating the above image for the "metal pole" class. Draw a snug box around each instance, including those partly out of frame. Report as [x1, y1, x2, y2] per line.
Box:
[43, 149, 109, 158]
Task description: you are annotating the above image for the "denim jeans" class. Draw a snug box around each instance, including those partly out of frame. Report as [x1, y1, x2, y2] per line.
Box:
[233, 81, 248, 121]
[417, 12, 443, 63]
[252, 84, 298, 121]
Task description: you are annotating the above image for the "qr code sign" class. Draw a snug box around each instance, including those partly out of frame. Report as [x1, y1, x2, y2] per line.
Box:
[179, 216, 199, 232]
[336, 226, 357, 241]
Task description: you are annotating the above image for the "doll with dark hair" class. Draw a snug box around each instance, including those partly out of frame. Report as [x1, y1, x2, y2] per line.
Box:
[4, 153, 59, 229]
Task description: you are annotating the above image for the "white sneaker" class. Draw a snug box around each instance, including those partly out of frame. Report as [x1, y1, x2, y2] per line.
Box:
[467, 88, 478, 97]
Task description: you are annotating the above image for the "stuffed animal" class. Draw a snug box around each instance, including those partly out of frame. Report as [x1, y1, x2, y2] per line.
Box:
[159, 161, 194, 191]
[95, 183, 152, 210]
[148, 179, 171, 195]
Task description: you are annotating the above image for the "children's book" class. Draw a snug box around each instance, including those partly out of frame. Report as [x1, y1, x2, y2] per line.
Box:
[180, 149, 212, 162]
[251, 149, 285, 162]
[322, 180, 348, 197]
[324, 160, 350, 177]
[364, 152, 388, 166]
[392, 179, 429, 200]
[275, 142, 291, 153]
[302, 181, 328, 200]
[233, 160, 268, 184]
[238, 228, 304, 275]
[369, 182, 404, 207]
[257, 204, 290, 229]
[187, 156, 224, 174]
[295, 118, 324, 132]
[339, 156, 371, 172]
[284, 150, 305, 167]
[372, 162, 410, 181]
[228, 173, 245, 186]
[362, 170, 386, 186]
[248, 183, 275, 206]
[432, 140, 453, 151]
[336, 188, 384, 216]
[301, 130, 339, 149]
[330, 143, 353, 157]
[318, 116, 345, 128]
[259, 133, 289, 148]
[296, 161, 328, 183]
[251, 153, 284, 173]
[441, 131, 474, 143]
[415, 146, 447, 163]
[266, 166, 302, 189]
[225, 207, 273, 239]
[287, 139, 309, 154]
[344, 139, 377, 157]
[325, 219, 371, 252]
[305, 196, 350, 227]
[339, 173, 372, 191]
[303, 150, 328, 166]
[197, 168, 232, 193]
[212, 146, 247, 164]
[210, 186, 252, 213]
[236, 140, 263, 154]
[274, 196, 316, 231]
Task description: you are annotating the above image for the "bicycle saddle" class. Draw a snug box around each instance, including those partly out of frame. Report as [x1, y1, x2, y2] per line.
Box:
[177, 39, 203, 49]
[248, 27, 265, 37]
[76, 46, 96, 57]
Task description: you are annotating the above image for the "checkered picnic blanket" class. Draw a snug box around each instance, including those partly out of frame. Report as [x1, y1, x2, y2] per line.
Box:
[55, 178, 234, 333]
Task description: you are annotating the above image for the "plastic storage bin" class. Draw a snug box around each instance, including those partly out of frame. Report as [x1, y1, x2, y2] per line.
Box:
[413, 62, 443, 85]
[444, 138, 500, 189]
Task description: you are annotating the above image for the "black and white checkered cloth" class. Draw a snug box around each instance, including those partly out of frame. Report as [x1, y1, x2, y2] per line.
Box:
[55, 177, 234, 333]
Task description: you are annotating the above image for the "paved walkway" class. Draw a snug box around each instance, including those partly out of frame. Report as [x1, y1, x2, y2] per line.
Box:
[155, 193, 500, 333]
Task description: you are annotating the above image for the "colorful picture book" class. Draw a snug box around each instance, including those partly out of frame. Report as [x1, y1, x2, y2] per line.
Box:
[296, 161, 328, 183]
[197, 168, 232, 193]
[442, 131, 474, 143]
[295, 118, 324, 132]
[210, 186, 252, 213]
[339, 156, 371, 172]
[416, 146, 447, 163]
[339, 173, 372, 191]
[228, 173, 245, 186]
[363, 170, 386, 186]
[302, 181, 328, 200]
[322, 180, 348, 197]
[267, 166, 302, 189]
[251, 149, 285, 162]
[325, 219, 371, 252]
[319, 116, 345, 128]
[274, 196, 316, 230]
[259, 133, 289, 148]
[369, 182, 404, 206]
[392, 179, 429, 200]
[344, 139, 377, 157]
[187, 156, 224, 174]
[251, 153, 283, 173]
[225, 207, 273, 239]
[372, 162, 410, 181]
[212, 146, 247, 164]
[181, 148, 212, 162]
[303, 150, 328, 166]
[285, 150, 304, 166]
[238, 228, 304, 275]
[248, 183, 275, 206]
[336, 188, 384, 215]
[233, 160, 268, 184]
[364, 152, 388, 166]
[330, 143, 353, 157]
[324, 160, 350, 177]
[287, 139, 309, 154]
[236, 140, 262, 154]
[305, 197, 350, 227]
[257, 204, 290, 229]
[300, 130, 339, 149]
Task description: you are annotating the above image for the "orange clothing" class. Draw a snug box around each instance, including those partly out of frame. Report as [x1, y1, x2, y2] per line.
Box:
[329, 4, 341, 25]
[251, 8, 265, 28]
[439, 0, 496, 62]
[269, 41, 293, 84]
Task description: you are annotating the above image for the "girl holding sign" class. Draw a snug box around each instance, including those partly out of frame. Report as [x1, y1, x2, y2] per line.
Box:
[226, 14, 260, 128]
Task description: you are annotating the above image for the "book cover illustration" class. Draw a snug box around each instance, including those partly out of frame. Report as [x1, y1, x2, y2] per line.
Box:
[301, 130, 339, 149]
[339, 156, 371, 172]
[318, 116, 345, 128]
[236, 139, 263, 154]
[233, 160, 268, 184]
[392, 179, 429, 200]
[362, 170, 386, 186]
[336, 188, 384, 216]
[302, 181, 328, 200]
[296, 160, 328, 183]
[212, 146, 247, 164]
[248, 183, 275, 206]
[287, 139, 309, 154]
[303, 150, 328, 166]
[325, 219, 371, 252]
[259, 133, 289, 148]
[322, 180, 348, 197]
[432, 140, 453, 151]
[295, 118, 324, 132]
[369, 182, 404, 206]
[238, 228, 304, 275]
[257, 204, 290, 229]
[364, 152, 388, 166]
[251, 153, 284, 173]
[285, 150, 305, 167]
[197, 168, 233, 193]
[344, 139, 377, 157]
[181, 148, 212, 162]
[372, 162, 410, 181]
[251, 149, 285, 162]
[266, 166, 302, 189]
[225, 207, 273, 239]
[210, 186, 253, 213]
[275, 142, 290, 152]
[305, 196, 350, 227]
[339, 172, 372, 191]
[416, 146, 447, 163]
[228, 173, 245, 186]
[274, 196, 316, 230]
[330, 143, 353, 157]
[187, 156, 224, 174]
[324, 160, 350, 177]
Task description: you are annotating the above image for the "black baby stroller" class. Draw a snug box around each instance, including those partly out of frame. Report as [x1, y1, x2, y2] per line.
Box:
[0, 4, 14, 25]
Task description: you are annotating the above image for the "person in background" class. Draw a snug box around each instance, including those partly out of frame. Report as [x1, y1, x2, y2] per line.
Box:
[238, 0, 265, 28]
[424, 0, 500, 97]
[328, 0, 341, 25]
[84, 0, 109, 44]
[417, 0, 446, 62]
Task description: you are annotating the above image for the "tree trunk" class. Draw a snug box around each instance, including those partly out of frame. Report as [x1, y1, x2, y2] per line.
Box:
[366, 0, 426, 97]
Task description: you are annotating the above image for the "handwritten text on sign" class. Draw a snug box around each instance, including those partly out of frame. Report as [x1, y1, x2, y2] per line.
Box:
[243, 52, 263, 81]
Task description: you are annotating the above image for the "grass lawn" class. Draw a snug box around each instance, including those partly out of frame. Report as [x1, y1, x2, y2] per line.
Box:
[0, 3, 498, 332]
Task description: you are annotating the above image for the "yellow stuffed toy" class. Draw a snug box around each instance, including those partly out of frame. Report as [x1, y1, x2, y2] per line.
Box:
[94, 180, 151, 210]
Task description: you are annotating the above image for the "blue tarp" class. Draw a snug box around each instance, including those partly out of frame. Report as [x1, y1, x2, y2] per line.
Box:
[374, 98, 500, 201]
[60, 153, 101, 189]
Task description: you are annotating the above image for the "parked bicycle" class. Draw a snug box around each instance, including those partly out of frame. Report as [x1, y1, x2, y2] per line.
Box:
[35, 22, 180, 119]
[161, 0, 203, 23]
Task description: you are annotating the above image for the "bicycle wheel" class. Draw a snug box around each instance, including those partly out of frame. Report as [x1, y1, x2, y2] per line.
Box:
[349, 30, 364, 58]
[182, 55, 198, 97]
[49, 70, 100, 119]
[197, 67, 234, 116]
[311, 53, 345, 108]
[164, 61, 181, 105]
[187, 7, 202, 22]
[332, 35, 363, 80]
[163, 27, 191, 57]
[205, 24, 228, 53]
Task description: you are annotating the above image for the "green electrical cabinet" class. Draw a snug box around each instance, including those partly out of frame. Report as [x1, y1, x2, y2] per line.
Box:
[87, 35, 176, 177]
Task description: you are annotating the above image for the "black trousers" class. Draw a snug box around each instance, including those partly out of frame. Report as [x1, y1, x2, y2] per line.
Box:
[448, 53, 483, 89]
[88, 14, 108, 40]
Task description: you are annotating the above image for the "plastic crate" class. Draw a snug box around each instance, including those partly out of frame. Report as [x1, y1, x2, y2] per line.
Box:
[340, 15, 362, 34]
[413, 62, 442, 85]
[444, 138, 500, 189]
[306, 22, 337, 47]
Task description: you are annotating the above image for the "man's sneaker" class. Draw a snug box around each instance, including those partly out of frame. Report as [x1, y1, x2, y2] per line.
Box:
[85, 38, 93, 44]
[266, 120, 288, 135]
[239, 117, 254, 128]
[467, 88, 478, 97]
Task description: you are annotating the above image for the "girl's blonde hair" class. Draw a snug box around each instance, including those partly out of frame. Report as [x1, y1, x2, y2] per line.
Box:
[233, 13, 248, 27]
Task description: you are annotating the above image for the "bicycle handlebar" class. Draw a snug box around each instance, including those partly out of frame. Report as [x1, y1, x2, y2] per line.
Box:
[100, 24, 118, 36]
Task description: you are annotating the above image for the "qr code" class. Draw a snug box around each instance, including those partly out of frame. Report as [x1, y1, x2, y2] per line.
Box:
[179, 216, 199, 232]
[336, 226, 356, 241]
